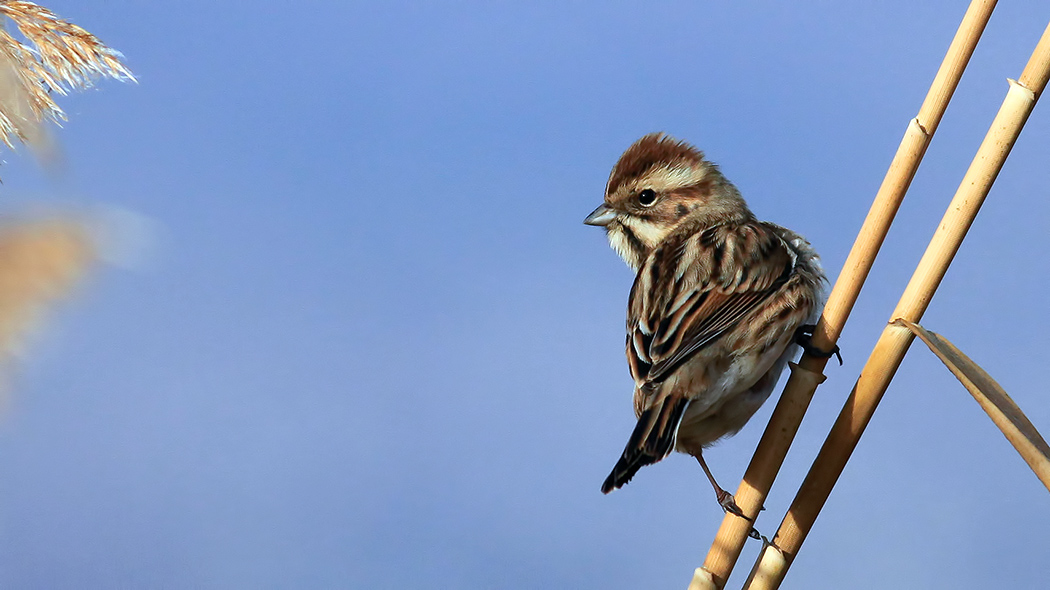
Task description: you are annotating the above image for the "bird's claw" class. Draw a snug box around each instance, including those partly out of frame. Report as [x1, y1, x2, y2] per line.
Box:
[715, 492, 762, 539]
[716, 490, 753, 522]
[794, 324, 842, 365]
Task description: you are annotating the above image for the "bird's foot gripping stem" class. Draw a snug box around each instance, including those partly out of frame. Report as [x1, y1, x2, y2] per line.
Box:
[794, 324, 842, 365]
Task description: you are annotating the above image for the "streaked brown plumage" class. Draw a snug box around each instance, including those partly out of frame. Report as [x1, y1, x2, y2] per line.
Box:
[585, 133, 825, 515]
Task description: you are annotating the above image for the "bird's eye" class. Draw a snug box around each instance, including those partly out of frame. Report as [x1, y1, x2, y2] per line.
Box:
[638, 189, 657, 206]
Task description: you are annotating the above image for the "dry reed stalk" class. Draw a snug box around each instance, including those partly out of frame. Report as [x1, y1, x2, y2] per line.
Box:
[742, 18, 1050, 590]
[0, 1, 133, 150]
[690, 2, 997, 588]
[740, 539, 785, 590]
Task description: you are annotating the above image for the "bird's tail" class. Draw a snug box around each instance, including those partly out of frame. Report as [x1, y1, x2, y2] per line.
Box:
[601, 395, 689, 493]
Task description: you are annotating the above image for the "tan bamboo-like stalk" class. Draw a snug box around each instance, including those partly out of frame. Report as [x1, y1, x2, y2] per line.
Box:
[691, 2, 997, 587]
[740, 539, 786, 590]
[743, 19, 1050, 590]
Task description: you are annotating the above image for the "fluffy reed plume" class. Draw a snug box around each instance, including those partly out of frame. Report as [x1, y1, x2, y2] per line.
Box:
[0, 1, 133, 150]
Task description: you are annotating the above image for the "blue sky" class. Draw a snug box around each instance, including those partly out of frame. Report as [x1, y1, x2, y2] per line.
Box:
[1, 1, 1048, 588]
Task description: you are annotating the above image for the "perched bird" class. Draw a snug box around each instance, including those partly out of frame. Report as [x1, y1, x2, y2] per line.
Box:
[585, 133, 829, 517]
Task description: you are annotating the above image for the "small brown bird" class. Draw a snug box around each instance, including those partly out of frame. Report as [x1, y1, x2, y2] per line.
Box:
[586, 133, 828, 516]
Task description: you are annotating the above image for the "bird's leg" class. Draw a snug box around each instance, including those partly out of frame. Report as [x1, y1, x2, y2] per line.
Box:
[695, 452, 752, 522]
[793, 324, 842, 365]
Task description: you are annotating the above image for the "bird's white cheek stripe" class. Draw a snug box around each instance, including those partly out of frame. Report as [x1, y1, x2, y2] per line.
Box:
[622, 217, 665, 249]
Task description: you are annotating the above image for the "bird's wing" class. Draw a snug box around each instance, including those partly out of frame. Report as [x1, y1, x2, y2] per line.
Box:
[627, 220, 795, 388]
[603, 221, 799, 494]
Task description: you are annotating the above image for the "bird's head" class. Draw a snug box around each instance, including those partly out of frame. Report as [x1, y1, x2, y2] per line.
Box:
[585, 133, 751, 270]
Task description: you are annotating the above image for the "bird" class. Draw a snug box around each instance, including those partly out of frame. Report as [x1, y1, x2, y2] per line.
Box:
[585, 132, 829, 517]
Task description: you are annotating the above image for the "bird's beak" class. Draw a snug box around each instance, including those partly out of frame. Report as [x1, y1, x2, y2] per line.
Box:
[583, 204, 617, 227]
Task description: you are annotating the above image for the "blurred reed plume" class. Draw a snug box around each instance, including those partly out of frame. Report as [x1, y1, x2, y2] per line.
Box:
[0, 4, 133, 403]
[0, 218, 95, 403]
[0, 0, 133, 152]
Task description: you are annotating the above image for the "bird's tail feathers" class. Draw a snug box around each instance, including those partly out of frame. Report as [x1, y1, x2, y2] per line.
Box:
[601, 395, 689, 493]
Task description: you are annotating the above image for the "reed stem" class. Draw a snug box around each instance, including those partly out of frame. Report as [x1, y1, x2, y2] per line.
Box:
[692, 2, 998, 587]
[744, 17, 1050, 590]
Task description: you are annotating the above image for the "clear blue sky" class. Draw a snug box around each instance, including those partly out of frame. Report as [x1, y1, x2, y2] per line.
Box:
[1, 1, 1048, 588]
